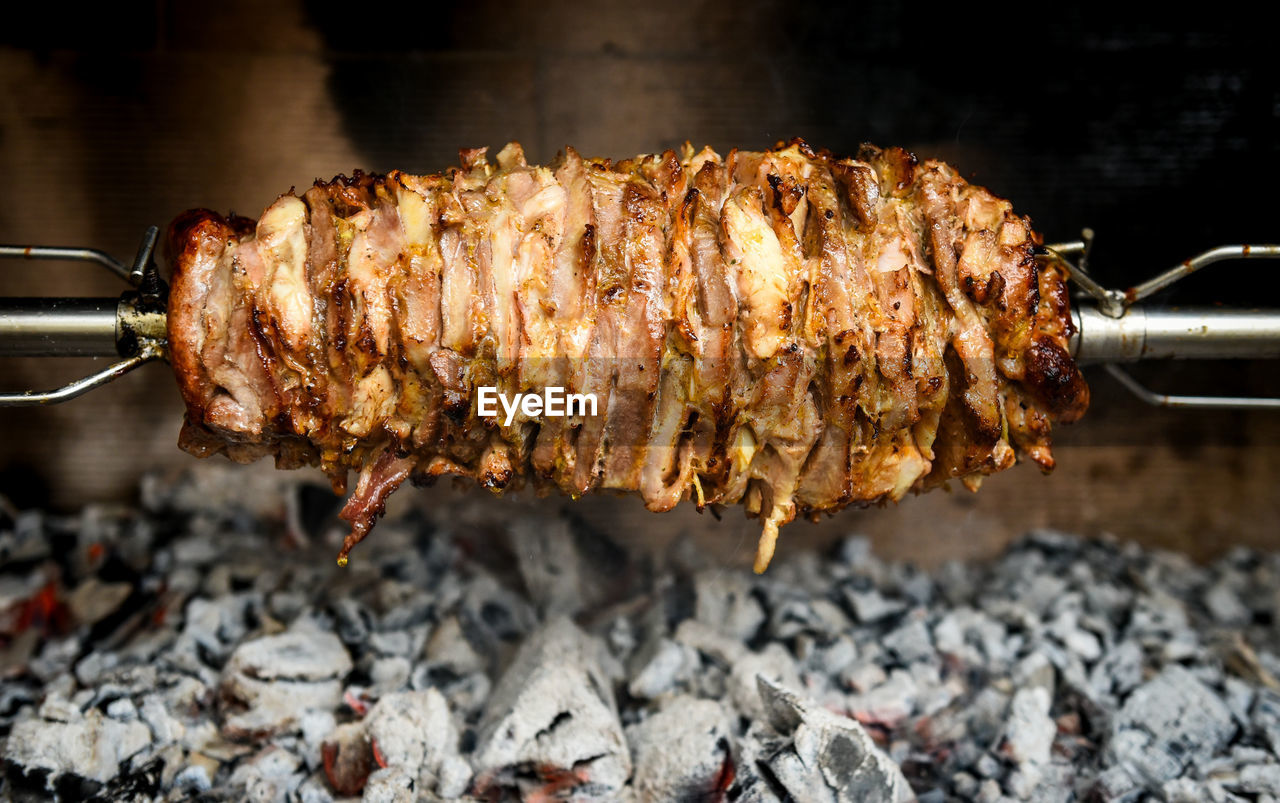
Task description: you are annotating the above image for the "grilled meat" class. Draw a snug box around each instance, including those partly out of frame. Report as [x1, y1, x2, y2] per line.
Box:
[166, 140, 1088, 571]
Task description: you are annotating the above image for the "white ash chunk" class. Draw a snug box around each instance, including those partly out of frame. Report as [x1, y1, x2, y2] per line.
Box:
[757, 676, 913, 803]
[844, 588, 906, 624]
[1238, 762, 1280, 796]
[674, 619, 748, 666]
[364, 689, 470, 799]
[882, 617, 934, 665]
[219, 623, 352, 740]
[473, 617, 629, 798]
[729, 643, 803, 723]
[362, 765, 414, 803]
[1107, 664, 1236, 787]
[227, 745, 305, 803]
[627, 636, 698, 700]
[295, 772, 337, 803]
[695, 570, 766, 641]
[627, 696, 733, 801]
[3, 702, 151, 785]
[846, 669, 917, 730]
[1204, 580, 1251, 626]
[1000, 687, 1056, 766]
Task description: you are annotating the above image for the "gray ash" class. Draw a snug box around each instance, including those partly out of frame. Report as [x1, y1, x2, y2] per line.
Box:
[2, 465, 1280, 801]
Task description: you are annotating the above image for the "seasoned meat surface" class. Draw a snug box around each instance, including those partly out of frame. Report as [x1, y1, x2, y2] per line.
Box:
[166, 140, 1088, 571]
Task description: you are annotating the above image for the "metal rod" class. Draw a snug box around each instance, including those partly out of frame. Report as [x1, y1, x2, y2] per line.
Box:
[1071, 305, 1280, 364]
[1129, 244, 1280, 305]
[0, 245, 131, 282]
[129, 226, 160, 287]
[0, 347, 161, 407]
[1103, 364, 1280, 410]
[0, 298, 121, 357]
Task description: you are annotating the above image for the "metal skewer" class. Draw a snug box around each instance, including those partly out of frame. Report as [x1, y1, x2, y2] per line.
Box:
[0, 227, 1278, 409]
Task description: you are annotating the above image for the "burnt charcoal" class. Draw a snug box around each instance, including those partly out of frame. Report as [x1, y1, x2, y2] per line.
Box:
[2, 701, 151, 787]
[628, 696, 733, 801]
[1107, 664, 1236, 786]
[218, 624, 352, 740]
[627, 636, 697, 700]
[757, 676, 912, 802]
[695, 570, 766, 642]
[999, 687, 1056, 766]
[472, 617, 630, 798]
[320, 721, 372, 797]
[331, 598, 373, 648]
[364, 689, 471, 799]
[227, 745, 305, 801]
[5, 466, 1280, 800]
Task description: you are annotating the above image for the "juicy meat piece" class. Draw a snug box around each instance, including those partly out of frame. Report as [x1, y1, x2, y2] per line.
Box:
[166, 140, 1088, 571]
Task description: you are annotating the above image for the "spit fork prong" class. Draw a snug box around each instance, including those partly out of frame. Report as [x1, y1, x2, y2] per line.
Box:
[0, 226, 167, 407]
[1041, 233, 1280, 410]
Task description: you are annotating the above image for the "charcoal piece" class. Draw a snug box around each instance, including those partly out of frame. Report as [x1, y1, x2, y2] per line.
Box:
[1089, 640, 1144, 700]
[3, 702, 151, 786]
[218, 624, 352, 740]
[841, 660, 887, 693]
[366, 656, 411, 694]
[365, 689, 470, 799]
[757, 676, 913, 803]
[368, 631, 411, 657]
[847, 669, 917, 729]
[883, 618, 933, 666]
[730, 644, 803, 723]
[999, 687, 1055, 766]
[1013, 651, 1056, 698]
[974, 752, 1003, 780]
[727, 721, 788, 802]
[695, 570, 766, 642]
[27, 636, 80, 683]
[804, 634, 858, 676]
[421, 614, 486, 676]
[472, 617, 630, 798]
[362, 765, 414, 803]
[844, 588, 906, 625]
[295, 772, 336, 803]
[674, 619, 748, 666]
[628, 696, 733, 801]
[1253, 688, 1280, 755]
[227, 745, 305, 802]
[331, 598, 373, 648]
[1107, 664, 1236, 787]
[1092, 764, 1143, 801]
[1238, 763, 1280, 796]
[952, 771, 979, 797]
[66, 579, 132, 628]
[458, 574, 538, 655]
[627, 636, 697, 700]
[172, 762, 214, 794]
[1204, 581, 1250, 626]
[298, 708, 337, 770]
[768, 595, 851, 641]
[320, 722, 372, 797]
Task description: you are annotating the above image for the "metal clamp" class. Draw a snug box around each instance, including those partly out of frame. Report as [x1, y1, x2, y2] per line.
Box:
[0, 227, 167, 407]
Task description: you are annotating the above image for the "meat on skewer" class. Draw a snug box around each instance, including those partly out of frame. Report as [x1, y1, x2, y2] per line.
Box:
[165, 139, 1089, 571]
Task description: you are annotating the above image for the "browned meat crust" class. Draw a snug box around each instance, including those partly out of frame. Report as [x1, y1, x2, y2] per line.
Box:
[166, 140, 1088, 571]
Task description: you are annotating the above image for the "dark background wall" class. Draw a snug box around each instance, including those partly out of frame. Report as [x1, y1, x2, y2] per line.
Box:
[1, 1, 1277, 565]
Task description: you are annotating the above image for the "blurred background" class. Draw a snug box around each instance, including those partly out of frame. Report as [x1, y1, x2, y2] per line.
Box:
[1, 1, 1276, 566]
